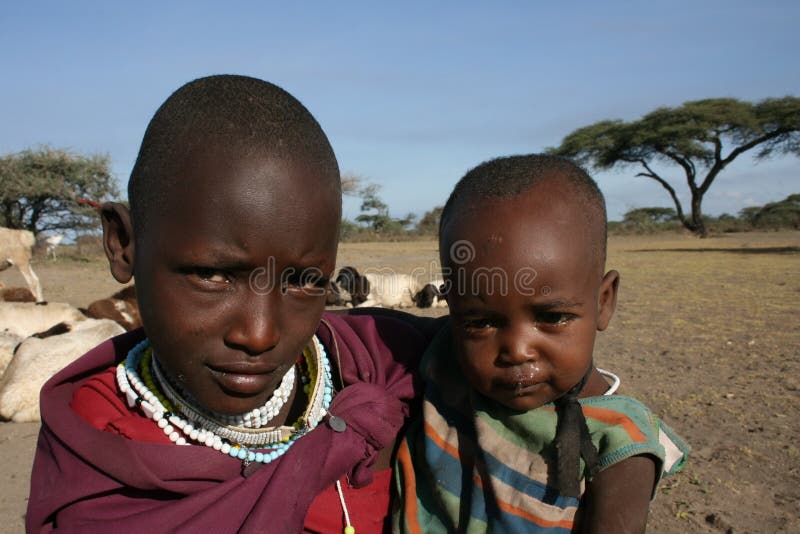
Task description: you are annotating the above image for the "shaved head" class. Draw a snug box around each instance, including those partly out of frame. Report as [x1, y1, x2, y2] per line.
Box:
[128, 75, 340, 237]
[440, 154, 607, 270]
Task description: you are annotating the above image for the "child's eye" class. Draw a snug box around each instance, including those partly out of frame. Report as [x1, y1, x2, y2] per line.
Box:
[535, 312, 572, 326]
[461, 318, 498, 332]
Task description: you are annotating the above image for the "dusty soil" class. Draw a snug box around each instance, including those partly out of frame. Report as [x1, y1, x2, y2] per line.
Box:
[1, 231, 798, 533]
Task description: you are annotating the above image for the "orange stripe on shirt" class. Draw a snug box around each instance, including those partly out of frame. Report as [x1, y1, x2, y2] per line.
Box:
[423, 420, 461, 460]
[472, 475, 575, 530]
[396, 440, 423, 534]
[581, 405, 647, 443]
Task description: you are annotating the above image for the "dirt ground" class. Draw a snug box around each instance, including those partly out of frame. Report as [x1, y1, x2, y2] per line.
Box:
[1, 231, 798, 533]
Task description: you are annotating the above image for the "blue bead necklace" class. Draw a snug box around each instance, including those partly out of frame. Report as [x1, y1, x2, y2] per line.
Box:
[116, 336, 334, 464]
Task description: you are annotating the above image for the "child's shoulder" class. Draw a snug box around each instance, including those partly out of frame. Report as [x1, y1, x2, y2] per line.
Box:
[579, 394, 690, 478]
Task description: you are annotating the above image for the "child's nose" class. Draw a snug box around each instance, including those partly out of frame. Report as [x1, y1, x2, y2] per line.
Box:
[498, 326, 539, 365]
[225, 291, 281, 354]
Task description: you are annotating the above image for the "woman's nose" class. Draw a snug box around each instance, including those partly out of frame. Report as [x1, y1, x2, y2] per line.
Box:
[225, 291, 281, 354]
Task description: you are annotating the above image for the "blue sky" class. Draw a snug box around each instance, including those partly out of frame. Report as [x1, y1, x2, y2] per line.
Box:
[1, 1, 798, 221]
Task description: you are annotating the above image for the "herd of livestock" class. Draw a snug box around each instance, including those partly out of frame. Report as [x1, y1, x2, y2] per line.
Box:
[0, 227, 446, 423]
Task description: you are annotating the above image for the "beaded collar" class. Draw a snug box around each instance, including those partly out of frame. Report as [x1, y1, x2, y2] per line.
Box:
[116, 336, 333, 465]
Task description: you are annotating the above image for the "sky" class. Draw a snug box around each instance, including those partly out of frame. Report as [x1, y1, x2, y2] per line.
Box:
[1, 1, 798, 222]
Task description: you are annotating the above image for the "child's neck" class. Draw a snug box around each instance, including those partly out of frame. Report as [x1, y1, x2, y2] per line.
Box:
[579, 367, 611, 397]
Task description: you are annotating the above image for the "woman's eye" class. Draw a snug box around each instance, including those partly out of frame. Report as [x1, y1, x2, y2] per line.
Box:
[282, 269, 328, 295]
[189, 268, 230, 285]
[536, 312, 571, 325]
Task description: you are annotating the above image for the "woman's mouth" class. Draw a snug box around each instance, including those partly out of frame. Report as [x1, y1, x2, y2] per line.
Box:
[207, 363, 281, 396]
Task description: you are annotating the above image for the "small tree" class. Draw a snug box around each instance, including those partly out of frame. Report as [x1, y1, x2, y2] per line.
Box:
[415, 205, 443, 236]
[623, 207, 678, 225]
[355, 184, 393, 232]
[738, 206, 762, 226]
[0, 147, 119, 236]
[340, 172, 362, 196]
[550, 97, 800, 237]
[612, 207, 679, 234]
[748, 193, 800, 229]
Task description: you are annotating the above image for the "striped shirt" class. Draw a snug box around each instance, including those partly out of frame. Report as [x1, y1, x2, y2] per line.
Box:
[394, 327, 689, 533]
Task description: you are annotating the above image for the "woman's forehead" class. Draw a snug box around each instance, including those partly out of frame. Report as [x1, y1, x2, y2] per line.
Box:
[135, 151, 340, 260]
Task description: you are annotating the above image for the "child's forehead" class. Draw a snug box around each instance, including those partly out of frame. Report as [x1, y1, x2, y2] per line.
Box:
[442, 185, 603, 271]
[459, 184, 588, 235]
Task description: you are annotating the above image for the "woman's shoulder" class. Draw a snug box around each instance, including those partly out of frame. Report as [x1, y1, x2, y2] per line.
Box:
[70, 348, 171, 444]
[71, 365, 123, 426]
[319, 312, 445, 370]
[327, 308, 447, 340]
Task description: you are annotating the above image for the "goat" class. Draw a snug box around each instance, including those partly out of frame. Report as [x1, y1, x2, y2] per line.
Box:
[335, 266, 421, 308]
[42, 234, 64, 260]
[0, 318, 124, 422]
[82, 285, 141, 331]
[0, 287, 37, 303]
[335, 266, 370, 307]
[325, 280, 349, 307]
[0, 331, 24, 378]
[412, 279, 448, 309]
[0, 301, 87, 338]
[0, 228, 44, 302]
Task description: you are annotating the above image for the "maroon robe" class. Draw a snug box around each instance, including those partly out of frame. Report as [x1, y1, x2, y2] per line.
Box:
[27, 313, 428, 533]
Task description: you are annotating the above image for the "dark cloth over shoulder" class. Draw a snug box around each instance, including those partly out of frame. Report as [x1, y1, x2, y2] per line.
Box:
[27, 313, 428, 533]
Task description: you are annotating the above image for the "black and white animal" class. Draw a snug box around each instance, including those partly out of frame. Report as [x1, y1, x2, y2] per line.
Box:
[412, 279, 448, 309]
[335, 266, 371, 307]
[335, 266, 420, 308]
[324, 279, 349, 307]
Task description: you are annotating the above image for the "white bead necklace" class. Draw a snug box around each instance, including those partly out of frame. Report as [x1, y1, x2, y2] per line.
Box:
[219, 365, 295, 429]
[152, 358, 296, 446]
[116, 337, 334, 464]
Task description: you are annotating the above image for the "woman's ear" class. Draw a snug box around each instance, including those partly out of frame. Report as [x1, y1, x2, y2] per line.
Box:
[596, 270, 620, 331]
[101, 202, 135, 283]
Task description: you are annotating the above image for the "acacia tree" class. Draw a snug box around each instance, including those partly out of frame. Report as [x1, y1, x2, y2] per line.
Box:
[550, 97, 800, 236]
[740, 193, 800, 229]
[415, 205, 443, 236]
[0, 147, 119, 237]
[340, 172, 363, 196]
[355, 184, 393, 231]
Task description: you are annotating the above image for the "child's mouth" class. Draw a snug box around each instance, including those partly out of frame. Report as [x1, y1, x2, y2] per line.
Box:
[503, 363, 541, 397]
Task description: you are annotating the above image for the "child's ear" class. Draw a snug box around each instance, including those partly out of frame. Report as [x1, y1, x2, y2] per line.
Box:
[101, 202, 135, 283]
[596, 270, 619, 331]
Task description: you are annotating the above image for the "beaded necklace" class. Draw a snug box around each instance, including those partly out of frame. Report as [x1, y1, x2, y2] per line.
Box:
[116, 337, 333, 464]
[116, 337, 355, 533]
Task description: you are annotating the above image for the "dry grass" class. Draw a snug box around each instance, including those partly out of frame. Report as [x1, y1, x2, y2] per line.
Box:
[1, 231, 798, 532]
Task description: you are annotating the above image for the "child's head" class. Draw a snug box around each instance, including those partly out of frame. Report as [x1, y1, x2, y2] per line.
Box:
[102, 75, 341, 416]
[439, 154, 618, 411]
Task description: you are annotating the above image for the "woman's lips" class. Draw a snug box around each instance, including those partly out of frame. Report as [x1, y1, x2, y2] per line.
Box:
[207, 364, 279, 396]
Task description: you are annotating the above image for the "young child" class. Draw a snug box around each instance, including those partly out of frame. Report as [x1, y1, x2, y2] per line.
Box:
[27, 75, 431, 533]
[394, 155, 689, 533]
